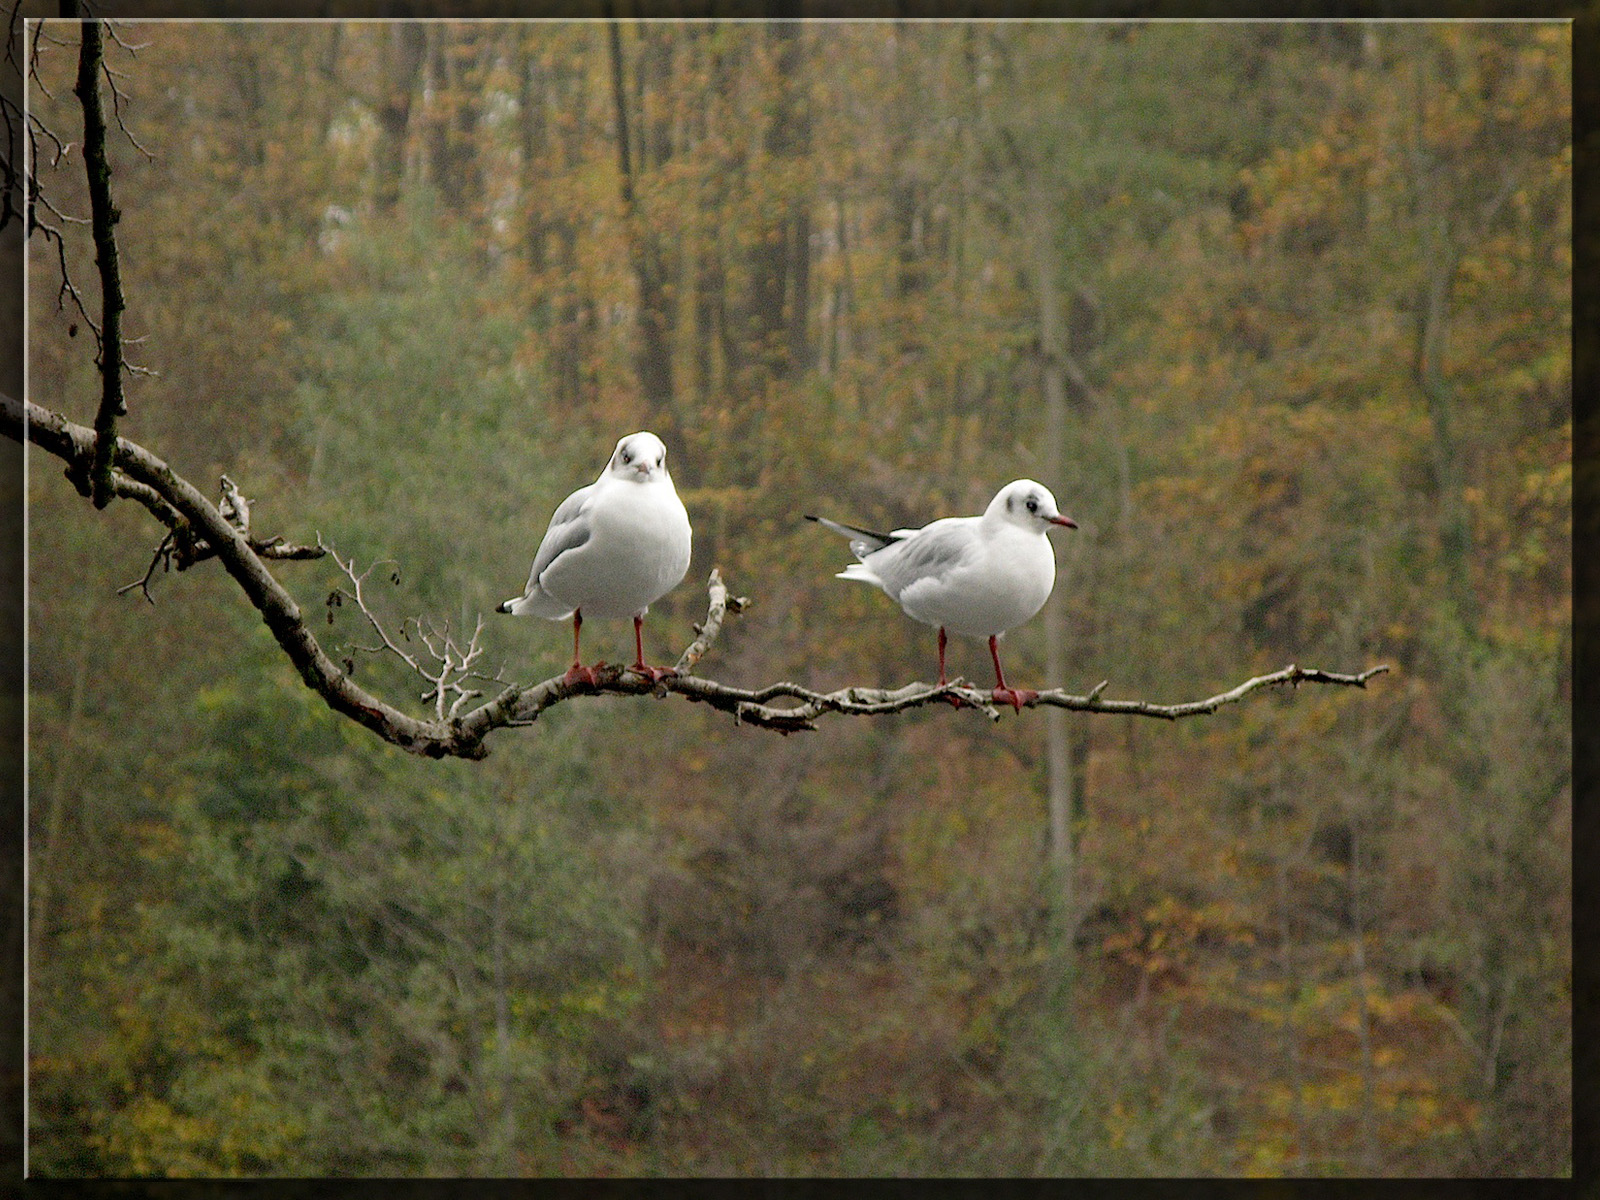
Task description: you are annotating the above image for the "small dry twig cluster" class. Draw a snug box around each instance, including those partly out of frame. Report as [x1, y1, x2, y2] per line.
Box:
[320, 537, 502, 723]
[117, 474, 323, 604]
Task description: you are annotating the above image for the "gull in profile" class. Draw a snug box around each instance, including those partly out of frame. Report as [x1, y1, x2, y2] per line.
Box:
[498, 431, 692, 686]
[808, 480, 1076, 710]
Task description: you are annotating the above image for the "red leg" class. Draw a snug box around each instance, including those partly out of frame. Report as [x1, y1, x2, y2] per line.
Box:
[938, 626, 965, 707]
[989, 634, 1036, 712]
[562, 610, 599, 687]
[629, 613, 677, 684]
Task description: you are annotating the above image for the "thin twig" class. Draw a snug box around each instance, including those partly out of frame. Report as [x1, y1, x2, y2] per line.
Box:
[100, 52, 156, 161]
[1027, 663, 1392, 719]
[115, 531, 171, 603]
[673, 567, 748, 674]
[322, 543, 418, 667]
[115, 474, 322, 598]
[103, 21, 152, 55]
[321, 540, 491, 722]
[0, 94, 19, 231]
[4, 0, 25, 72]
[31, 218, 98, 343]
[30, 20, 54, 99]
[27, 111, 73, 168]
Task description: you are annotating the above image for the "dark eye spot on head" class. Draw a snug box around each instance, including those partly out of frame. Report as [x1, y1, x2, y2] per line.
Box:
[621, 449, 632, 464]
[1006, 495, 1014, 512]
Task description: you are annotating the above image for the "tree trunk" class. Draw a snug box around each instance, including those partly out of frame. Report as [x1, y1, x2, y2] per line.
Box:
[29, 617, 94, 943]
[517, 42, 549, 297]
[779, 24, 812, 378]
[742, 21, 808, 385]
[1031, 176, 1074, 920]
[490, 878, 517, 1174]
[374, 24, 426, 216]
[608, 20, 676, 435]
[1410, 48, 1477, 635]
[1348, 812, 1380, 1172]
[543, 53, 591, 413]
[424, 25, 483, 219]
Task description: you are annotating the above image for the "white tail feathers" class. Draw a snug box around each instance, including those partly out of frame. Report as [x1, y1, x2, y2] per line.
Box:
[837, 562, 882, 585]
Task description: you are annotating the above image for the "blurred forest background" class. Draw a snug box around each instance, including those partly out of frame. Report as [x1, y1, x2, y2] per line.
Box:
[23, 19, 1569, 1177]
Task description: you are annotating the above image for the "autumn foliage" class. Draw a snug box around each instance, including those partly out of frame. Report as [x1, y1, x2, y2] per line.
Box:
[21, 20, 1569, 1177]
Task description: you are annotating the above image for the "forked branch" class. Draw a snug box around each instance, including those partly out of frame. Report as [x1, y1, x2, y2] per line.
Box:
[7, 393, 1389, 759]
[321, 538, 497, 722]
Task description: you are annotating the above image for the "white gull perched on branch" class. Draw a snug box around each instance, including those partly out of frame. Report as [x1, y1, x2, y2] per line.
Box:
[808, 479, 1076, 711]
[498, 431, 692, 686]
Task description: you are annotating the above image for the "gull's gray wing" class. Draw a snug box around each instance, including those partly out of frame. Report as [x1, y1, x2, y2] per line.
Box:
[864, 517, 979, 599]
[524, 482, 596, 592]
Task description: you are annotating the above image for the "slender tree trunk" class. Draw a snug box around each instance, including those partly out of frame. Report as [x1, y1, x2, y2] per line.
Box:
[781, 26, 812, 378]
[1031, 177, 1074, 918]
[742, 21, 807, 385]
[517, 42, 549, 306]
[519, 46, 593, 413]
[30, 618, 93, 943]
[490, 878, 517, 1174]
[829, 199, 854, 384]
[1409, 55, 1476, 634]
[1348, 813, 1380, 1173]
[607, 19, 676, 434]
[374, 24, 426, 216]
[424, 27, 454, 207]
[312, 25, 345, 181]
[635, 27, 677, 434]
[1275, 853, 1312, 1171]
[424, 25, 484, 219]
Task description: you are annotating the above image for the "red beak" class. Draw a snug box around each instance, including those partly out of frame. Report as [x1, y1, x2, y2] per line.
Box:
[1051, 515, 1077, 529]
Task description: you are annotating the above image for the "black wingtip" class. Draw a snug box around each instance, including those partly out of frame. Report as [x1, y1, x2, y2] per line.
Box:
[495, 601, 512, 614]
[804, 514, 820, 523]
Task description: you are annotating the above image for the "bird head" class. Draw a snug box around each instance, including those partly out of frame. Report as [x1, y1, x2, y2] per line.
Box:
[992, 479, 1077, 532]
[607, 432, 670, 483]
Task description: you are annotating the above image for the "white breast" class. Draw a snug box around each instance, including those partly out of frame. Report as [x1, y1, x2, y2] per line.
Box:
[539, 481, 691, 619]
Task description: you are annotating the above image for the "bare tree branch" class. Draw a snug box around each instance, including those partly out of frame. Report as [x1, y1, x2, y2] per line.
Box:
[25, 101, 98, 336]
[0, 93, 19, 233]
[674, 568, 747, 673]
[562, 662, 1390, 735]
[102, 21, 151, 56]
[32, 214, 99, 340]
[73, 17, 129, 510]
[114, 537, 168, 604]
[320, 538, 497, 723]
[27, 109, 74, 168]
[7, 391, 472, 756]
[7, 394, 1389, 759]
[115, 473, 323, 603]
[1029, 663, 1392, 719]
[4, 0, 24, 74]
[29, 19, 61, 98]
[100, 48, 155, 163]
